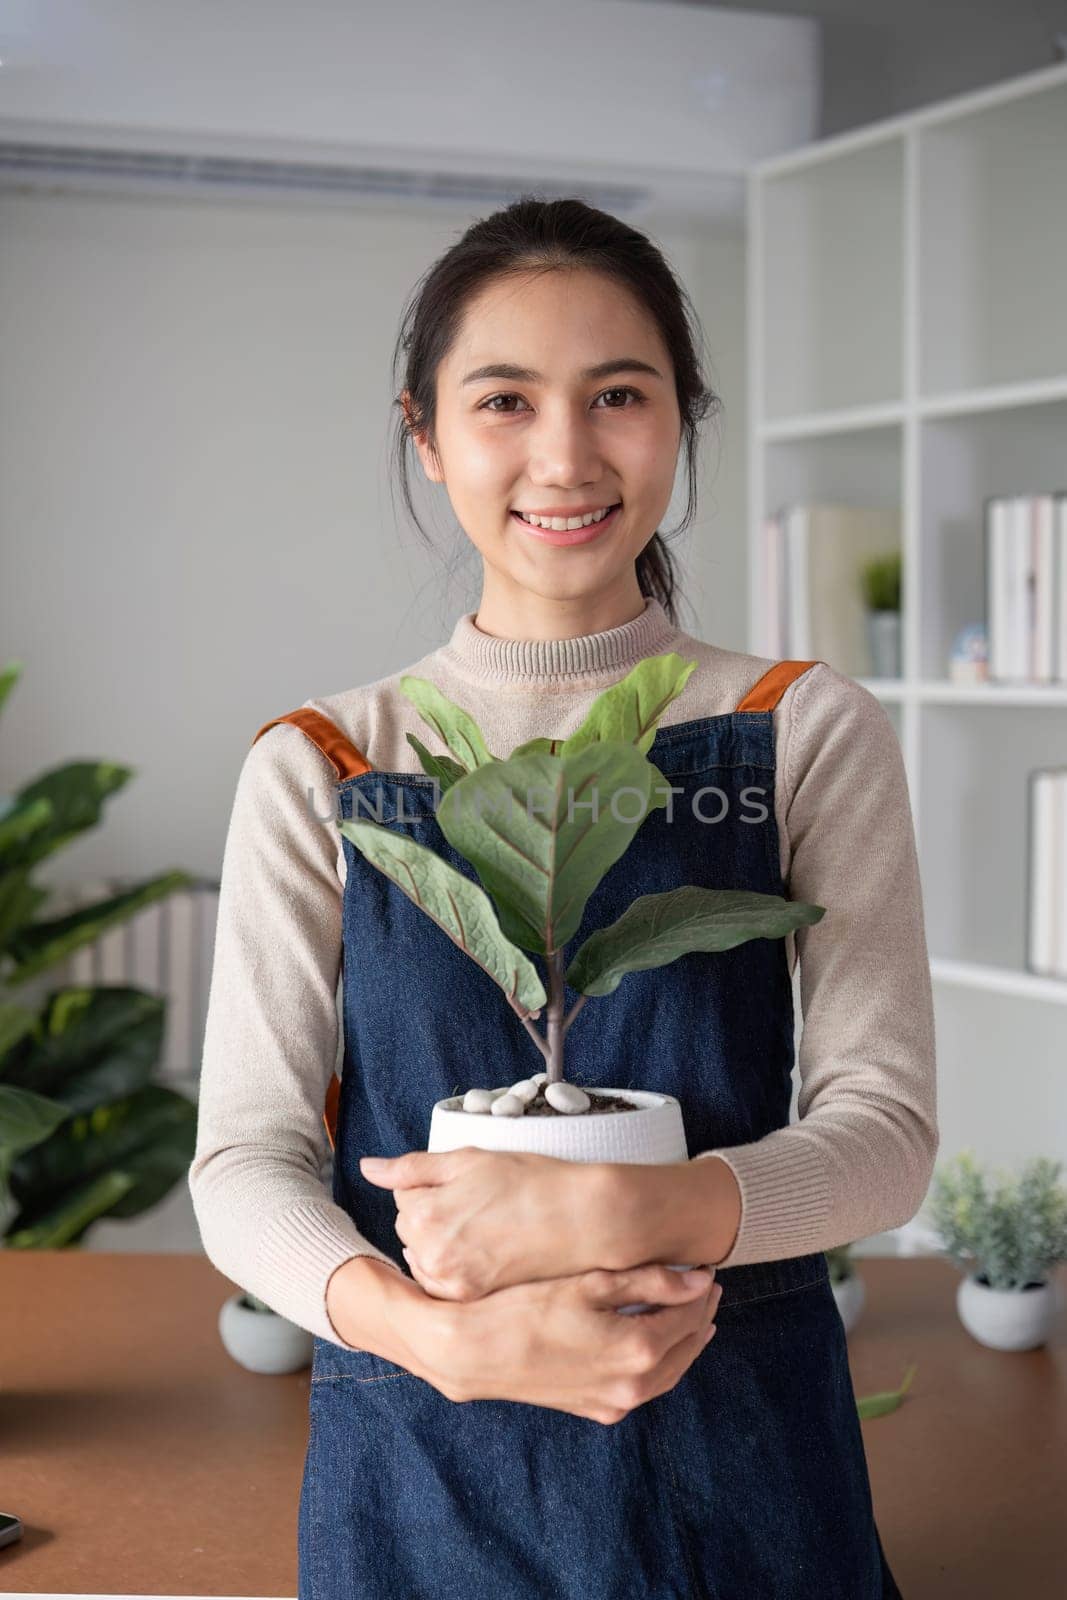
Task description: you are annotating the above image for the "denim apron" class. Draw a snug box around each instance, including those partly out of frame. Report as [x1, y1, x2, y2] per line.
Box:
[255, 660, 903, 1600]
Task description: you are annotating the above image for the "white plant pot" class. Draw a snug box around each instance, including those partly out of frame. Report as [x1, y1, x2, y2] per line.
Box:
[428, 1088, 693, 1315]
[956, 1273, 1061, 1352]
[830, 1271, 865, 1335]
[218, 1292, 314, 1374]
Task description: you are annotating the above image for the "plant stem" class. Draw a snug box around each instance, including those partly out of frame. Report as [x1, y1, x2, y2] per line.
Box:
[562, 994, 588, 1036]
[545, 949, 566, 1082]
[518, 1012, 551, 1062]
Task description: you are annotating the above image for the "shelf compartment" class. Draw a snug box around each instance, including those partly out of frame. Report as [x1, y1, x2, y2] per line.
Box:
[918, 79, 1067, 396]
[931, 984, 1067, 1157]
[919, 703, 1067, 973]
[918, 397, 1067, 680]
[759, 135, 904, 421]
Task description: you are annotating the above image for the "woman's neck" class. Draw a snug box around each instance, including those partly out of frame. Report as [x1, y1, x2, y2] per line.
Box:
[472, 575, 651, 645]
[439, 593, 683, 685]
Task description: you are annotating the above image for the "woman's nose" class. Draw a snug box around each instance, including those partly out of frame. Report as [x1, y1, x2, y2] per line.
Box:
[527, 415, 603, 485]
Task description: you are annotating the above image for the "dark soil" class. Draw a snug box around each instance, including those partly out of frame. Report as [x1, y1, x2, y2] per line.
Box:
[511, 1083, 639, 1117]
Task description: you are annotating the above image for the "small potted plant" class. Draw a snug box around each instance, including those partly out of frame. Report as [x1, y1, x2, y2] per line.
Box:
[340, 652, 824, 1312]
[922, 1150, 1067, 1351]
[825, 1243, 866, 1335]
[860, 551, 902, 679]
[218, 1288, 314, 1374]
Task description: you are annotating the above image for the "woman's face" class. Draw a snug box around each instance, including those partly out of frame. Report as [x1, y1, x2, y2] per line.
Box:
[405, 267, 683, 608]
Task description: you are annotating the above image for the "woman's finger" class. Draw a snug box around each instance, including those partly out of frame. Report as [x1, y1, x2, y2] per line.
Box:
[595, 1263, 715, 1308]
[359, 1151, 458, 1189]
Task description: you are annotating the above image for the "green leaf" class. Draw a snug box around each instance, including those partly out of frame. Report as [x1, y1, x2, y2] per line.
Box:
[566, 886, 824, 995]
[404, 732, 467, 792]
[0, 1082, 71, 1160]
[5, 1168, 139, 1248]
[339, 818, 546, 1016]
[0, 871, 49, 958]
[0, 1001, 38, 1061]
[436, 742, 658, 956]
[510, 737, 563, 758]
[8, 760, 134, 870]
[398, 676, 496, 772]
[0, 795, 54, 862]
[857, 1363, 917, 1420]
[559, 653, 698, 758]
[5, 870, 195, 984]
[7, 1082, 197, 1233]
[2, 985, 166, 1110]
[0, 659, 23, 718]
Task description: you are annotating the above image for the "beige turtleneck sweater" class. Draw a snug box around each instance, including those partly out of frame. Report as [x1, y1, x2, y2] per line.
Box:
[188, 597, 938, 1347]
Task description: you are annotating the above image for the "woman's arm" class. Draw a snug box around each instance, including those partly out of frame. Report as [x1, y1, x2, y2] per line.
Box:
[688, 663, 938, 1264]
[188, 721, 405, 1348]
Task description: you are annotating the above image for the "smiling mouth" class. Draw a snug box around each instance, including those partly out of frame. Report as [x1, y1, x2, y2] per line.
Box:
[509, 502, 622, 546]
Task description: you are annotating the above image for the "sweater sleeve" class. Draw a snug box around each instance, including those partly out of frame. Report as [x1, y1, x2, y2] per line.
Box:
[187, 720, 403, 1349]
[692, 663, 939, 1265]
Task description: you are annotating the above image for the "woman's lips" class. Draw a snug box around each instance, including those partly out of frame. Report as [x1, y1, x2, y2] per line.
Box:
[509, 503, 621, 546]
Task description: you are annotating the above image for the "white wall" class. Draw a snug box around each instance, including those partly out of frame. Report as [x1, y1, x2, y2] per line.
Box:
[0, 190, 747, 885]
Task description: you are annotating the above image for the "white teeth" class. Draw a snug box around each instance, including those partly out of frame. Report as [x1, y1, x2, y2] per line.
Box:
[516, 505, 615, 530]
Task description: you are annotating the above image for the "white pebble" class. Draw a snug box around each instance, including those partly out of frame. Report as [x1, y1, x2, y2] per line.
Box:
[530, 1072, 549, 1085]
[462, 1089, 494, 1114]
[491, 1093, 525, 1117]
[508, 1078, 539, 1103]
[545, 1082, 591, 1115]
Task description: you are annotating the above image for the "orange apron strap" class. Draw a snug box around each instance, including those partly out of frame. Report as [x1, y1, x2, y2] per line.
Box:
[735, 660, 822, 713]
[251, 707, 372, 781]
[251, 709, 372, 1155]
[323, 1070, 341, 1154]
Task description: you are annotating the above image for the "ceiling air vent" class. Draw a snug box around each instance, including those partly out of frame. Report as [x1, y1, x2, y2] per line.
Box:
[0, 141, 652, 214]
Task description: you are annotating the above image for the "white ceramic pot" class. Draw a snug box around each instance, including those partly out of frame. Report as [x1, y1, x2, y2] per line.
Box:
[956, 1273, 1061, 1352]
[830, 1271, 865, 1335]
[427, 1087, 694, 1315]
[218, 1292, 314, 1374]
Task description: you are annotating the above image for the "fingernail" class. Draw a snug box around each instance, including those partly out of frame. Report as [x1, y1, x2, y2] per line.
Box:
[683, 1269, 711, 1287]
[360, 1157, 386, 1169]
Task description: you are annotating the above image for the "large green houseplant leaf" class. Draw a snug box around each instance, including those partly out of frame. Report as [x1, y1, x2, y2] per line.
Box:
[0, 659, 198, 1248]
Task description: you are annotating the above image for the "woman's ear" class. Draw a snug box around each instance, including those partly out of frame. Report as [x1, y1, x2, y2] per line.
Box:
[401, 389, 444, 485]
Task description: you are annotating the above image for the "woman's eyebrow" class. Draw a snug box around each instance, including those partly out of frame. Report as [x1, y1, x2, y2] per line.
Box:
[460, 358, 664, 386]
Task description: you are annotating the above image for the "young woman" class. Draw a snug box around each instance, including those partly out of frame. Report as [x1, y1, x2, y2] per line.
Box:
[190, 197, 936, 1599]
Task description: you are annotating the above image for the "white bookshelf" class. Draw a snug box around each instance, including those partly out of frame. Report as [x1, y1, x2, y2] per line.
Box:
[748, 64, 1067, 1180]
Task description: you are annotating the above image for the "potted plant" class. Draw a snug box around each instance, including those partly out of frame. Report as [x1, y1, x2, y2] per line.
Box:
[340, 652, 824, 1312]
[860, 551, 902, 679]
[922, 1150, 1067, 1351]
[825, 1243, 866, 1334]
[0, 660, 199, 1254]
[218, 1288, 314, 1374]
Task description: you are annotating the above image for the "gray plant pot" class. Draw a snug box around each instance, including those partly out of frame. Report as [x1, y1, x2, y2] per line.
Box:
[830, 1271, 866, 1335]
[956, 1274, 1062, 1351]
[218, 1292, 314, 1373]
[865, 609, 901, 678]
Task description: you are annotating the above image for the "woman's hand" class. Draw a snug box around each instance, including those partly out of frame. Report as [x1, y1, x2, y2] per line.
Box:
[359, 1147, 612, 1300]
[424, 1262, 722, 1424]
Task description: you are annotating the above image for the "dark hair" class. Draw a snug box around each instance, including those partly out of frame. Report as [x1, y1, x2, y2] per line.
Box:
[389, 195, 721, 627]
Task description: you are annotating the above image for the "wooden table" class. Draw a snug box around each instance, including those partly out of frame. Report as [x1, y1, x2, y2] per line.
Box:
[2, 1252, 1065, 1596]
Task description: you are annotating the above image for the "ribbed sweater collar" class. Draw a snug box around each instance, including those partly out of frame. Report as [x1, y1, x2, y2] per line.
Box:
[439, 596, 682, 684]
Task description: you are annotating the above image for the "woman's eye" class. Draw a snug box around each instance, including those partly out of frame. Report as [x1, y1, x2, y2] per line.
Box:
[480, 393, 528, 413]
[593, 386, 645, 408]
[478, 386, 645, 414]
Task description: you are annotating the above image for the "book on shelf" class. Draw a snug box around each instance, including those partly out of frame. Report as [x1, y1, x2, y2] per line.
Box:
[984, 492, 1067, 684]
[761, 502, 900, 678]
[1027, 767, 1067, 980]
